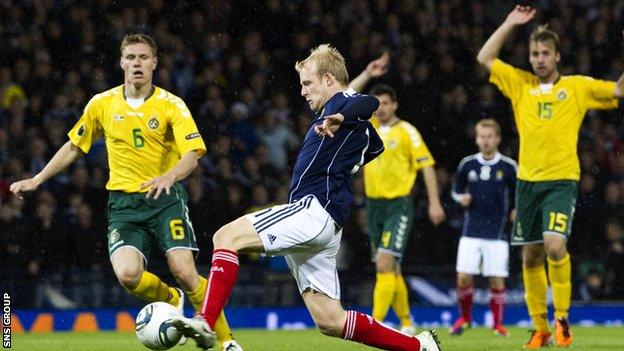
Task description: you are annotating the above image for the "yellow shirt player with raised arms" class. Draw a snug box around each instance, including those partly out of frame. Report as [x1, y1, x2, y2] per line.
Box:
[10, 34, 243, 351]
[477, 6, 624, 349]
[349, 54, 446, 335]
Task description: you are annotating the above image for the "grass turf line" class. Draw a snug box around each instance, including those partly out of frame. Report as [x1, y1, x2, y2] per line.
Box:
[10, 326, 624, 350]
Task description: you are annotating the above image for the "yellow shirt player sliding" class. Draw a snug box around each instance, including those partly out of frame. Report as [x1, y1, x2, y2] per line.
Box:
[477, 5, 624, 349]
[349, 54, 445, 336]
[10, 34, 242, 351]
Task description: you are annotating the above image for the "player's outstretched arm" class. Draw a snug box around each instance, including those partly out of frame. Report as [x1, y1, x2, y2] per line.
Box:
[10, 141, 83, 198]
[141, 150, 200, 199]
[477, 5, 536, 71]
[422, 166, 445, 225]
[615, 32, 624, 98]
[315, 94, 380, 137]
[348, 52, 390, 92]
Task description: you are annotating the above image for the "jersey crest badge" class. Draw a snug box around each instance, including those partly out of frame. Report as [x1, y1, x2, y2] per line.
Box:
[557, 89, 567, 101]
[148, 117, 159, 130]
[77, 125, 85, 136]
[109, 228, 120, 244]
[496, 170, 504, 181]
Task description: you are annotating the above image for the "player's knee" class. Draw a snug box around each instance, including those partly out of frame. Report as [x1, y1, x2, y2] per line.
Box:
[116, 266, 142, 290]
[375, 253, 396, 273]
[544, 241, 567, 260]
[213, 224, 235, 249]
[522, 246, 545, 268]
[457, 274, 473, 287]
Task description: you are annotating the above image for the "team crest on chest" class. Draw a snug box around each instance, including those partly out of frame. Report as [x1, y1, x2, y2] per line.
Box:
[148, 117, 159, 130]
[496, 170, 504, 181]
[557, 89, 567, 101]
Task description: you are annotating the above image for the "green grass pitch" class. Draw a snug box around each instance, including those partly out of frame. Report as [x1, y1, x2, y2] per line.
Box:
[10, 327, 624, 350]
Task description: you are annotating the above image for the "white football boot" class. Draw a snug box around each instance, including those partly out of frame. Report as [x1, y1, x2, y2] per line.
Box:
[170, 314, 216, 350]
[415, 330, 441, 351]
[222, 339, 244, 351]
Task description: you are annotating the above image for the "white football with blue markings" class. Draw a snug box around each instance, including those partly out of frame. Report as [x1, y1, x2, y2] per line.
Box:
[135, 302, 182, 350]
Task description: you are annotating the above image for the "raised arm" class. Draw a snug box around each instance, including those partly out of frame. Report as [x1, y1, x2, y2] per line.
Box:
[348, 52, 390, 92]
[615, 72, 624, 98]
[615, 33, 624, 98]
[10, 141, 83, 198]
[477, 5, 536, 71]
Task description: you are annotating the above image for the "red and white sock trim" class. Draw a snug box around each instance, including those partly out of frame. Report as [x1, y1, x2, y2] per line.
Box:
[343, 310, 357, 340]
[212, 250, 239, 265]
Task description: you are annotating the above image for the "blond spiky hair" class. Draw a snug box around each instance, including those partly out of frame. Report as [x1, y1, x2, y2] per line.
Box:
[295, 44, 349, 85]
[530, 24, 560, 53]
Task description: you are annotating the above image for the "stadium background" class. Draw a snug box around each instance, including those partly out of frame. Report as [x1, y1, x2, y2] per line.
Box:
[0, 0, 623, 333]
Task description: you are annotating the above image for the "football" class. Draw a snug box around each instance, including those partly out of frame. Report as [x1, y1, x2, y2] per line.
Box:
[135, 302, 183, 350]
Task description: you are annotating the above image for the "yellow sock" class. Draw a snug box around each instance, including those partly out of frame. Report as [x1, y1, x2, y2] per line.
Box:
[373, 272, 397, 322]
[186, 276, 234, 342]
[392, 274, 413, 328]
[186, 276, 207, 311]
[523, 265, 549, 333]
[548, 253, 571, 320]
[129, 271, 179, 306]
[214, 311, 234, 343]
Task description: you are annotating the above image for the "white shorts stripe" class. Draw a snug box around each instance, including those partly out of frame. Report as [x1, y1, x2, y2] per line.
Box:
[256, 202, 308, 233]
[254, 202, 300, 227]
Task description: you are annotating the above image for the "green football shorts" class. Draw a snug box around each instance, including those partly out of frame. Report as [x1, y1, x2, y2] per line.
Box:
[512, 180, 578, 245]
[107, 182, 198, 262]
[366, 196, 414, 261]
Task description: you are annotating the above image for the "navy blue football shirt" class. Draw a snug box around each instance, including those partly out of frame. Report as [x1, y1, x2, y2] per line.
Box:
[289, 89, 383, 227]
[451, 152, 517, 240]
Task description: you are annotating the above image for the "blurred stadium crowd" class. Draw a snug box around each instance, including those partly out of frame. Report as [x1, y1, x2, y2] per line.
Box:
[0, 0, 623, 308]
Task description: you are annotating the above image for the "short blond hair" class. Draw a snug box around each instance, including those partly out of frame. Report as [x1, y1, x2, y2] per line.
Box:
[529, 25, 560, 53]
[295, 44, 349, 86]
[120, 34, 158, 57]
[476, 118, 501, 136]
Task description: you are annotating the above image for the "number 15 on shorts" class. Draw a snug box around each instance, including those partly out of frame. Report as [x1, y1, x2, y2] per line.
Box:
[548, 212, 568, 233]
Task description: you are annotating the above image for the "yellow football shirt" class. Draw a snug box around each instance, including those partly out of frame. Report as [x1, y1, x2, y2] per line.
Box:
[364, 117, 435, 199]
[490, 59, 618, 181]
[68, 86, 206, 193]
